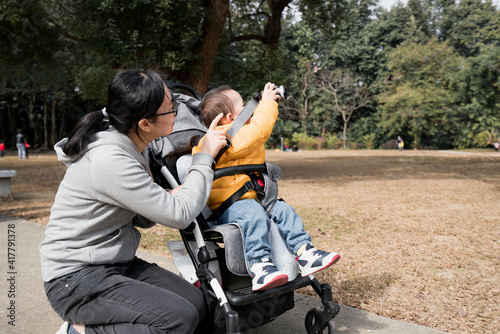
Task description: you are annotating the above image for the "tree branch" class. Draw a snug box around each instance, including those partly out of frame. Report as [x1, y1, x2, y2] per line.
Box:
[231, 34, 268, 43]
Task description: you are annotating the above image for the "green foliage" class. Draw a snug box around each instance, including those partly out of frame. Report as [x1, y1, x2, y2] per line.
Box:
[378, 39, 462, 148]
[473, 129, 499, 148]
[440, 0, 500, 57]
[362, 133, 376, 149]
[324, 133, 342, 149]
[298, 0, 349, 38]
[451, 45, 500, 147]
[348, 113, 383, 146]
[291, 132, 317, 150]
[0, 0, 499, 151]
[267, 118, 301, 149]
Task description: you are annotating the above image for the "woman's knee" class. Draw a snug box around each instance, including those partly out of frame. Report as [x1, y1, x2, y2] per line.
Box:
[167, 303, 200, 334]
[185, 286, 206, 321]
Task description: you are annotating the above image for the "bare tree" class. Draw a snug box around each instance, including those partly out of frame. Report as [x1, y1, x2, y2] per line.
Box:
[317, 68, 372, 148]
[281, 61, 319, 133]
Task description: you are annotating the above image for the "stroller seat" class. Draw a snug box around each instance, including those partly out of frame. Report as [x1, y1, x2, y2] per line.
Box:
[207, 221, 300, 280]
[176, 154, 299, 280]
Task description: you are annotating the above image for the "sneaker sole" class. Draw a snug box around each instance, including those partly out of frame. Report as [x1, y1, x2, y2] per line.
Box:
[252, 274, 288, 291]
[301, 253, 340, 277]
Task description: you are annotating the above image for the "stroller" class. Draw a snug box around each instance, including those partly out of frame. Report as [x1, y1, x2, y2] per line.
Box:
[146, 81, 340, 334]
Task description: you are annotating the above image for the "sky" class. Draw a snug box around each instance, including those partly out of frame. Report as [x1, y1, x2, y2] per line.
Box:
[378, 0, 408, 10]
[378, 0, 500, 11]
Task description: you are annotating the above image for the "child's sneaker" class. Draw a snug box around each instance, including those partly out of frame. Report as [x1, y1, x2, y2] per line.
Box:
[251, 258, 288, 291]
[297, 244, 340, 276]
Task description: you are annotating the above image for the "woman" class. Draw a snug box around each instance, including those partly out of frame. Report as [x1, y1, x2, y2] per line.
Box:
[39, 70, 226, 334]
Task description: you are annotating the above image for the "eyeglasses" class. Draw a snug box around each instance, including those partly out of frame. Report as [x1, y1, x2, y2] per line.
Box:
[156, 92, 178, 117]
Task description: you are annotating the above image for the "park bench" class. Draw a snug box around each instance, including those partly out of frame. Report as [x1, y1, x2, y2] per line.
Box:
[0, 170, 17, 197]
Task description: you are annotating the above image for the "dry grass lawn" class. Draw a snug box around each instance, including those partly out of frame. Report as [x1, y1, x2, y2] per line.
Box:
[1, 149, 499, 333]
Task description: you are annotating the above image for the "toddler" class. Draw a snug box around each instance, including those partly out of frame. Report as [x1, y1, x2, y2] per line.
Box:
[193, 83, 340, 291]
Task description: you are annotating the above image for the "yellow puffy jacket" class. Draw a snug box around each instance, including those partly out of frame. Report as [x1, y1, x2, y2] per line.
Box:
[192, 99, 278, 211]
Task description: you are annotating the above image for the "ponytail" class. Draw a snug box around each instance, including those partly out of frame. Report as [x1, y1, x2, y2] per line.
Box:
[63, 110, 109, 156]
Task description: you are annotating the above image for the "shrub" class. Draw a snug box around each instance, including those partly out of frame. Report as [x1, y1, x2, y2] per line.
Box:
[363, 134, 376, 150]
[324, 133, 342, 149]
[350, 142, 364, 150]
[291, 132, 317, 150]
[474, 130, 499, 147]
[380, 140, 398, 150]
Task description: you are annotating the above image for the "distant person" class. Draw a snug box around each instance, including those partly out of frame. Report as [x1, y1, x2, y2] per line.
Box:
[397, 136, 404, 151]
[0, 140, 5, 158]
[24, 139, 30, 159]
[494, 141, 499, 152]
[15, 129, 27, 160]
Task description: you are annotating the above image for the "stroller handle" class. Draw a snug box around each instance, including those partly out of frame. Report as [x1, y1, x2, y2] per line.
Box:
[214, 164, 267, 180]
[164, 80, 203, 101]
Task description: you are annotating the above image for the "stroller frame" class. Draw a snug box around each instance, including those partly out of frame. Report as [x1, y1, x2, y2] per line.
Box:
[149, 81, 340, 334]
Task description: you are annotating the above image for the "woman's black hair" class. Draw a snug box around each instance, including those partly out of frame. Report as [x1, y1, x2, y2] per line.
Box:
[63, 70, 165, 156]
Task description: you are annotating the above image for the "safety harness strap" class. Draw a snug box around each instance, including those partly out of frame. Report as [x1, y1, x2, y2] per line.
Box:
[206, 173, 263, 222]
[212, 97, 259, 167]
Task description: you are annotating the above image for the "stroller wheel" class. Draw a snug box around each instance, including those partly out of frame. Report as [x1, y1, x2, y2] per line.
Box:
[304, 307, 335, 334]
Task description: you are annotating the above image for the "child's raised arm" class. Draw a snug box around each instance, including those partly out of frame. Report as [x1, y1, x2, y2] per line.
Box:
[261, 82, 281, 101]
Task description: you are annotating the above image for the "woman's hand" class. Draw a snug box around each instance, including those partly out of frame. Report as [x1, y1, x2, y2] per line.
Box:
[261, 82, 280, 101]
[200, 113, 227, 157]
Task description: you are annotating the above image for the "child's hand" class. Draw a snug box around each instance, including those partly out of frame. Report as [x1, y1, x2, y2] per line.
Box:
[261, 82, 281, 101]
[200, 113, 228, 157]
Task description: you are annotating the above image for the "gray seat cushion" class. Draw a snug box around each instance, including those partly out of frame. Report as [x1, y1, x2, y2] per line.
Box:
[211, 223, 299, 280]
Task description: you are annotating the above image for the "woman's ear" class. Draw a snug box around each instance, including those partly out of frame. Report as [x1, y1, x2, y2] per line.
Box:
[137, 118, 152, 133]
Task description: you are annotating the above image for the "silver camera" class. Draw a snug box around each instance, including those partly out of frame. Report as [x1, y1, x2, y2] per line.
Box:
[256, 85, 288, 102]
[274, 85, 288, 101]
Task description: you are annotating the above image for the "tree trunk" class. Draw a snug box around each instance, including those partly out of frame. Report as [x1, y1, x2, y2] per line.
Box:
[185, 0, 229, 94]
[51, 100, 57, 148]
[265, 0, 291, 46]
[342, 122, 348, 149]
[301, 98, 308, 133]
[28, 95, 37, 145]
[43, 101, 48, 148]
[231, 0, 292, 46]
[6, 98, 16, 149]
[0, 109, 5, 148]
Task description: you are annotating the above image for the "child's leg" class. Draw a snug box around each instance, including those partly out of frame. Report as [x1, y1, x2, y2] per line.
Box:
[216, 199, 288, 290]
[269, 200, 311, 255]
[271, 200, 340, 276]
[216, 199, 272, 269]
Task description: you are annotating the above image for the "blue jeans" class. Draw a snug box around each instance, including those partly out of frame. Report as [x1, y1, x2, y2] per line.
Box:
[214, 199, 311, 269]
[44, 257, 206, 334]
[16, 143, 26, 159]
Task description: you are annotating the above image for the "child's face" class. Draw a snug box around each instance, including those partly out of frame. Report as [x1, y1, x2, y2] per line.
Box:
[223, 89, 245, 122]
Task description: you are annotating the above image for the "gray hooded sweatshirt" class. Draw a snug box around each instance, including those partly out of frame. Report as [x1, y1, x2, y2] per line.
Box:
[40, 127, 213, 282]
